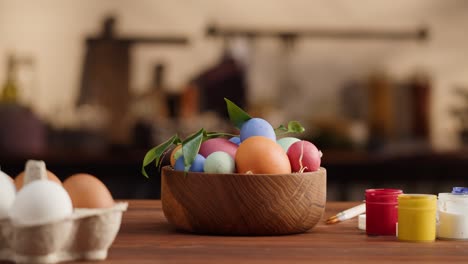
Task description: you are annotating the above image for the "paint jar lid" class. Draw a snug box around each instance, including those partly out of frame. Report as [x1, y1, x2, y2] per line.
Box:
[452, 187, 468, 194]
[366, 189, 403, 203]
[398, 194, 437, 209]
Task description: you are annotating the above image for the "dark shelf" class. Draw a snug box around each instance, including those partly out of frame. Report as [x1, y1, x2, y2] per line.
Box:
[2, 149, 468, 200]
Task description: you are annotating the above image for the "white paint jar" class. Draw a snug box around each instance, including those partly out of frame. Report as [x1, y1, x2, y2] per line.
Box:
[437, 193, 468, 240]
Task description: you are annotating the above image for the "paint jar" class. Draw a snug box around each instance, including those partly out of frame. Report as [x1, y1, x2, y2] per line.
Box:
[438, 193, 468, 240]
[398, 194, 437, 242]
[365, 189, 402, 236]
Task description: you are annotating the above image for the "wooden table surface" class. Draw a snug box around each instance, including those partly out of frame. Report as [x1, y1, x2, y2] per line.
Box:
[79, 200, 468, 263]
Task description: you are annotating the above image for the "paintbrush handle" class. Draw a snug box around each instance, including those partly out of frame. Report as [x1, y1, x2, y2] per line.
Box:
[336, 203, 366, 221]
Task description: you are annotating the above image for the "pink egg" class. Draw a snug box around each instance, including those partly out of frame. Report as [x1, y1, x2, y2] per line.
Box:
[287, 140, 321, 172]
[199, 138, 238, 159]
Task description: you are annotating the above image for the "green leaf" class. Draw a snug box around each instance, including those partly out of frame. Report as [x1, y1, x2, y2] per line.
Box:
[141, 135, 180, 178]
[275, 124, 288, 133]
[225, 98, 251, 129]
[288, 121, 305, 133]
[182, 128, 205, 172]
[204, 131, 237, 140]
[275, 121, 305, 136]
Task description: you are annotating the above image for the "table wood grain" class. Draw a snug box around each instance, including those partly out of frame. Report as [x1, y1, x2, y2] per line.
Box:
[75, 200, 468, 263]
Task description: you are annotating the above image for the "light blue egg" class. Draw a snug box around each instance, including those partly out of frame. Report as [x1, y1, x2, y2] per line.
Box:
[240, 118, 276, 142]
[229, 136, 241, 145]
[204, 151, 235, 174]
[174, 154, 206, 172]
[277, 137, 300, 152]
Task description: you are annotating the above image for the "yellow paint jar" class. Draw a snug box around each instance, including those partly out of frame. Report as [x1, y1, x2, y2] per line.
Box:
[398, 194, 437, 242]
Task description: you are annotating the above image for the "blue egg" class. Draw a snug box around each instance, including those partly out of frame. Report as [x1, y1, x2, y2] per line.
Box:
[190, 154, 206, 172]
[174, 156, 186, 171]
[229, 136, 241, 145]
[240, 118, 276, 142]
[174, 154, 206, 172]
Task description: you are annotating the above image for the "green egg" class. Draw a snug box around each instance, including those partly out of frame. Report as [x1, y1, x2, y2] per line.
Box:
[204, 151, 235, 174]
[277, 137, 300, 152]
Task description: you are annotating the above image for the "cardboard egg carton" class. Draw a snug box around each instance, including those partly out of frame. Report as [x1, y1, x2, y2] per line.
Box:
[0, 161, 128, 264]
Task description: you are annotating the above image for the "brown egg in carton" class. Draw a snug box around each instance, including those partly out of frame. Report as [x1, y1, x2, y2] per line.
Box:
[0, 160, 128, 264]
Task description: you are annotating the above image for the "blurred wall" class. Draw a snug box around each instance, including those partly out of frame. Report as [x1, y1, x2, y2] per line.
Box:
[1, 0, 468, 150]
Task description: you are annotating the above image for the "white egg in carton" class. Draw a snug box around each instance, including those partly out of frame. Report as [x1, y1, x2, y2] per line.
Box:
[0, 160, 128, 264]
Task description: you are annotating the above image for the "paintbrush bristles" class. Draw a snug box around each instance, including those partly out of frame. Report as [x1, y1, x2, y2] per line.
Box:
[326, 215, 339, 224]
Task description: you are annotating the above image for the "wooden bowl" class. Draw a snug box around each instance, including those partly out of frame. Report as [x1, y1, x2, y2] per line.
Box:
[161, 166, 326, 235]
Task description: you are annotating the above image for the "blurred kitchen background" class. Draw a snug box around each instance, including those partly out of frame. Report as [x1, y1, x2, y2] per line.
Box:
[1, 0, 468, 200]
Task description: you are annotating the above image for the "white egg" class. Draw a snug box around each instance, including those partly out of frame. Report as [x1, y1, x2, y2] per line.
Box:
[0, 170, 16, 219]
[204, 151, 236, 173]
[9, 180, 73, 226]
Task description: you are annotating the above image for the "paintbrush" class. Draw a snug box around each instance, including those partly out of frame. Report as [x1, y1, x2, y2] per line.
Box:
[326, 203, 365, 224]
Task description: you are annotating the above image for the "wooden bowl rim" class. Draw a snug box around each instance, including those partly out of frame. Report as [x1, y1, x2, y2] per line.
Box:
[162, 166, 326, 178]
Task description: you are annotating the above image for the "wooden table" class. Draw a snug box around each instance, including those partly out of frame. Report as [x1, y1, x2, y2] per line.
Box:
[81, 200, 468, 263]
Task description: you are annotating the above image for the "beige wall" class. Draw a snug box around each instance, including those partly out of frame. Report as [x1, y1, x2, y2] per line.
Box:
[1, 0, 467, 149]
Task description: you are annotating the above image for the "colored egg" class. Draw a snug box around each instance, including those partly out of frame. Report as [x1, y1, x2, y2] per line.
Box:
[170, 144, 183, 167]
[235, 136, 291, 174]
[15, 170, 62, 191]
[204, 151, 236, 174]
[199, 138, 238, 159]
[277, 137, 300, 152]
[63, 173, 114, 208]
[175, 154, 206, 172]
[229, 136, 241, 145]
[287, 140, 321, 172]
[240, 118, 276, 142]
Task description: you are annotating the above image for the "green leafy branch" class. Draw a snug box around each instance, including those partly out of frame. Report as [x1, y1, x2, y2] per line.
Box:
[142, 98, 306, 177]
[141, 134, 180, 178]
[274, 121, 305, 135]
[141, 129, 236, 177]
[225, 98, 251, 129]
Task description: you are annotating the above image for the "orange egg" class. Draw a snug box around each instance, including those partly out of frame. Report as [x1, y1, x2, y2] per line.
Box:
[235, 136, 292, 174]
[63, 173, 114, 208]
[170, 144, 182, 167]
[15, 170, 62, 191]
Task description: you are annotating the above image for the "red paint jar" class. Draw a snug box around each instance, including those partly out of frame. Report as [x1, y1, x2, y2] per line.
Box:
[365, 189, 403, 236]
